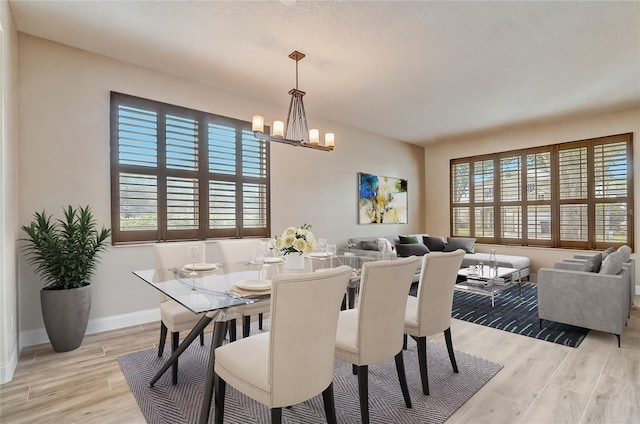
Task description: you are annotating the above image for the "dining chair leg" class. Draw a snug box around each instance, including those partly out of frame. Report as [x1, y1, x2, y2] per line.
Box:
[214, 375, 226, 424]
[403, 333, 408, 350]
[171, 332, 179, 385]
[444, 327, 459, 373]
[271, 407, 282, 424]
[158, 322, 168, 357]
[199, 330, 204, 346]
[321, 383, 338, 424]
[259, 312, 264, 330]
[357, 365, 370, 424]
[415, 335, 430, 395]
[243, 315, 251, 338]
[394, 351, 412, 408]
[352, 364, 358, 375]
[228, 319, 237, 342]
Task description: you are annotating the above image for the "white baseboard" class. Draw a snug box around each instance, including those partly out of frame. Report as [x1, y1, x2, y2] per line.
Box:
[0, 346, 18, 385]
[19, 307, 160, 350]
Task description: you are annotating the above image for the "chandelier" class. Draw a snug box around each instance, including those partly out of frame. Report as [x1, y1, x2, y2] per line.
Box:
[252, 51, 334, 152]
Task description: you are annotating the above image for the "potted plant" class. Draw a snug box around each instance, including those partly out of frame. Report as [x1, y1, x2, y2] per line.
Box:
[21, 205, 111, 352]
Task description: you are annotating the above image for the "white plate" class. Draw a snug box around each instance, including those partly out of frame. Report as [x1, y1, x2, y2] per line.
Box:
[235, 279, 271, 291]
[183, 263, 219, 271]
[264, 257, 284, 264]
[307, 252, 334, 258]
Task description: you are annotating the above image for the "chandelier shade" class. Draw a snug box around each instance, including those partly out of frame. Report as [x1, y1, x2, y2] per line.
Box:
[252, 51, 334, 152]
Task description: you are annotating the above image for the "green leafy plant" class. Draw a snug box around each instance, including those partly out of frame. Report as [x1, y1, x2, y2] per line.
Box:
[21, 205, 111, 290]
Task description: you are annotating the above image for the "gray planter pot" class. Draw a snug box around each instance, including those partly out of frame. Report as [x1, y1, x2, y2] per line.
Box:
[40, 284, 91, 352]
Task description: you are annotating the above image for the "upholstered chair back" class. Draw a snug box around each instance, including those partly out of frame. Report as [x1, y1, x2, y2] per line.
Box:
[214, 239, 265, 263]
[268, 265, 352, 406]
[412, 249, 466, 336]
[354, 256, 420, 365]
[152, 241, 206, 301]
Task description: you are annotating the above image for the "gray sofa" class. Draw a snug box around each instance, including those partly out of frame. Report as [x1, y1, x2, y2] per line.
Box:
[538, 248, 631, 347]
[345, 234, 531, 283]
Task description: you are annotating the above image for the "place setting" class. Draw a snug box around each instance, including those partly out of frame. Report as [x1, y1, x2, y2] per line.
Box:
[180, 244, 219, 275]
[229, 278, 272, 298]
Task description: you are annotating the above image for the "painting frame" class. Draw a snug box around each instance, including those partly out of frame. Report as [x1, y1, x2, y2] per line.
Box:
[358, 172, 408, 224]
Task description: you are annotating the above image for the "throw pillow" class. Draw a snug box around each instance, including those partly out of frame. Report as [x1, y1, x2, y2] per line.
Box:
[395, 243, 430, 257]
[377, 237, 394, 253]
[444, 237, 476, 253]
[599, 251, 624, 275]
[602, 246, 615, 260]
[585, 255, 601, 273]
[423, 236, 446, 251]
[617, 245, 631, 263]
[360, 241, 379, 251]
[398, 235, 419, 244]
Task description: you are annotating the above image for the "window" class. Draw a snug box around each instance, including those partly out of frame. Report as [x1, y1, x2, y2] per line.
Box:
[450, 133, 633, 250]
[110, 92, 270, 244]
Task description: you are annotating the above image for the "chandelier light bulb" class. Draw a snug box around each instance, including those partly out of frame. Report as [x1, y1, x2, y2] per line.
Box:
[252, 115, 264, 133]
[325, 133, 335, 148]
[309, 129, 320, 144]
[272, 120, 285, 137]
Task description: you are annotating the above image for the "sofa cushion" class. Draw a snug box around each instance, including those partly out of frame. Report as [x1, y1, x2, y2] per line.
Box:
[555, 261, 591, 272]
[398, 235, 419, 244]
[360, 240, 379, 251]
[617, 245, 631, 263]
[395, 243, 430, 257]
[444, 237, 476, 253]
[423, 236, 446, 251]
[587, 254, 602, 273]
[600, 251, 624, 275]
[602, 246, 615, 260]
[377, 238, 394, 253]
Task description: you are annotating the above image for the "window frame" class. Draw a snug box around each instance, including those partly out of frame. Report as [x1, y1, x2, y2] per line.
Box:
[450, 133, 634, 250]
[110, 92, 271, 245]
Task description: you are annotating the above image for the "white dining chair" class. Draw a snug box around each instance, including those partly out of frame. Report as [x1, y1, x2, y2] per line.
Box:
[213, 265, 352, 424]
[334, 256, 420, 424]
[152, 241, 209, 385]
[404, 249, 465, 395]
[213, 239, 271, 337]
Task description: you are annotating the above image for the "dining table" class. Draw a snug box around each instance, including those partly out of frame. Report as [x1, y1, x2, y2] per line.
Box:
[133, 254, 372, 424]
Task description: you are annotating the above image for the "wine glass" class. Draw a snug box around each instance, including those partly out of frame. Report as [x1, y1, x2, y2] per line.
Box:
[253, 248, 266, 278]
[326, 243, 337, 266]
[187, 245, 199, 277]
[317, 238, 327, 254]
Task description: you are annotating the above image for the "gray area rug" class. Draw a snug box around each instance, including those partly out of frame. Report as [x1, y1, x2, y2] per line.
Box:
[117, 322, 502, 424]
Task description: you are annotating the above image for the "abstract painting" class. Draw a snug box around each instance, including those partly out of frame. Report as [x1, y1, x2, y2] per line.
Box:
[358, 173, 408, 224]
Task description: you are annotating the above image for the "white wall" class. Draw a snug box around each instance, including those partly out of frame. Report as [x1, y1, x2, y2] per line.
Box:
[16, 35, 425, 347]
[0, 0, 20, 384]
[424, 107, 640, 285]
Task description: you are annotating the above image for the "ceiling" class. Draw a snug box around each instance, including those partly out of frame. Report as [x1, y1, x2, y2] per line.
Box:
[8, 0, 640, 147]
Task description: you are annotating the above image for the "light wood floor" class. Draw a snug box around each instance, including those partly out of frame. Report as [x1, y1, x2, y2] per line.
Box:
[1, 298, 639, 424]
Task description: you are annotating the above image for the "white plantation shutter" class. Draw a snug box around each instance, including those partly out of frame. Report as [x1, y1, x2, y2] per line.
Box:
[593, 141, 629, 244]
[450, 134, 633, 250]
[500, 155, 522, 239]
[111, 92, 270, 243]
[451, 162, 470, 236]
[525, 151, 551, 243]
[558, 145, 589, 245]
[473, 159, 495, 238]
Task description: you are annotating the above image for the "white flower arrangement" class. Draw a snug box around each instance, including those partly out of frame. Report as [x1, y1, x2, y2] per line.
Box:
[274, 223, 317, 255]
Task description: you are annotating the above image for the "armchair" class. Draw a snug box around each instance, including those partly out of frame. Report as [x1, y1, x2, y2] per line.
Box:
[538, 253, 629, 347]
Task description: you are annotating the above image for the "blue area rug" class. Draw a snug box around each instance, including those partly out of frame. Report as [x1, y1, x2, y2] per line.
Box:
[410, 282, 588, 348]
